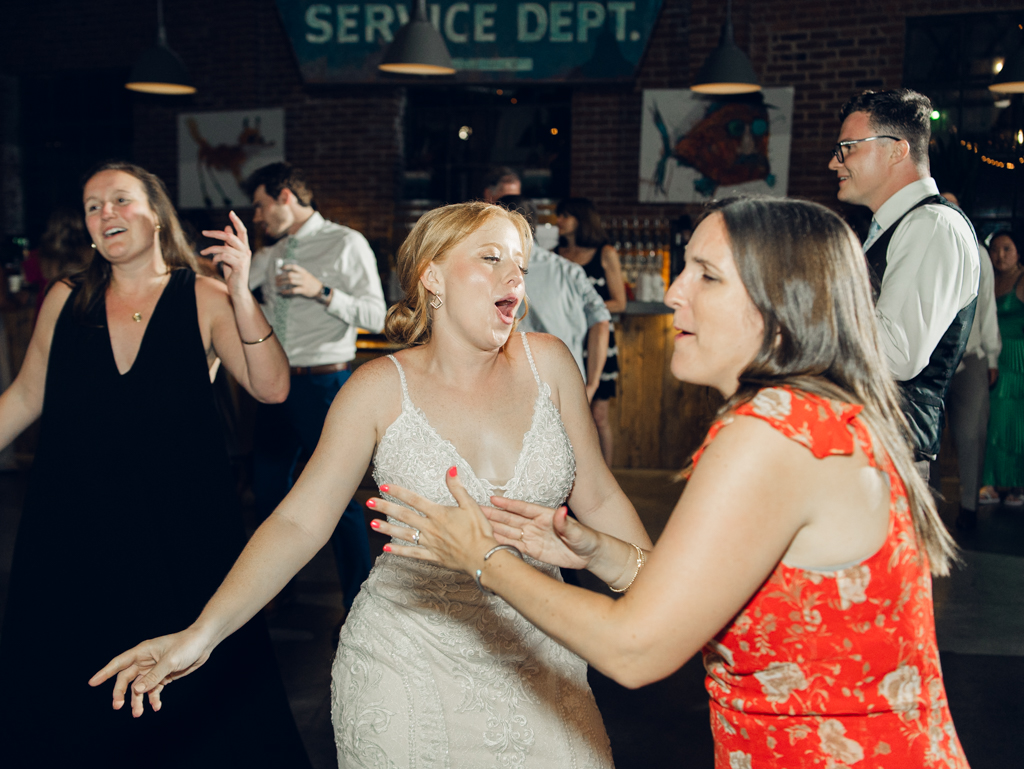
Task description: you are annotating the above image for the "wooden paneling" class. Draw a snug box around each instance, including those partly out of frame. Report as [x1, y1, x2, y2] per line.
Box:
[610, 313, 722, 470]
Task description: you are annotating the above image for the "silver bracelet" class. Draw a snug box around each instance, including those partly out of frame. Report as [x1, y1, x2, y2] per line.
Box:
[473, 544, 523, 596]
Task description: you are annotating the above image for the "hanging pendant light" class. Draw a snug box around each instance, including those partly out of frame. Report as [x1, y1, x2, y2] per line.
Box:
[379, 0, 455, 75]
[990, 51, 1024, 93]
[691, 0, 760, 95]
[125, 0, 196, 95]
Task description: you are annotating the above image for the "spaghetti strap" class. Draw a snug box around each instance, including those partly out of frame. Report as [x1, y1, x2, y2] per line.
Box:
[386, 354, 411, 403]
[520, 332, 542, 387]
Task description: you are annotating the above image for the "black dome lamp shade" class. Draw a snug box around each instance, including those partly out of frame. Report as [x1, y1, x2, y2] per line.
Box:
[691, 0, 760, 95]
[379, 0, 456, 75]
[125, 0, 196, 95]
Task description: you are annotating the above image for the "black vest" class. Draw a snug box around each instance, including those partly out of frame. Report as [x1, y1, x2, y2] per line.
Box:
[865, 194, 977, 460]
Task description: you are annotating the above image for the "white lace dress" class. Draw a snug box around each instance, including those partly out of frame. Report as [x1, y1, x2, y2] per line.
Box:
[331, 334, 614, 768]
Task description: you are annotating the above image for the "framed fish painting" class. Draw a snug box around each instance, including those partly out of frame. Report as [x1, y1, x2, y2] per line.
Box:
[638, 88, 794, 203]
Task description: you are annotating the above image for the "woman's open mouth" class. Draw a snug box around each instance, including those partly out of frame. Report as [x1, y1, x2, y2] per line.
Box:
[495, 296, 518, 324]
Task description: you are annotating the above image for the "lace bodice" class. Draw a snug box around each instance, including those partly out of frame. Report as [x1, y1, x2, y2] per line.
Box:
[373, 333, 576, 535]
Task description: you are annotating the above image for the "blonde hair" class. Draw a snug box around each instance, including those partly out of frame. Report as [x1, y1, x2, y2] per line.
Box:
[385, 201, 533, 346]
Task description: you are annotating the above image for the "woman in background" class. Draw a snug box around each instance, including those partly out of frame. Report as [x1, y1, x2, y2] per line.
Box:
[980, 230, 1024, 507]
[556, 197, 626, 465]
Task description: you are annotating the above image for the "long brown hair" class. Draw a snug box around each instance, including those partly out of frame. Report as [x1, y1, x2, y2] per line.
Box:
[385, 201, 532, 346]
[708, 197, 957, 576]
[72, 162, 197, 322]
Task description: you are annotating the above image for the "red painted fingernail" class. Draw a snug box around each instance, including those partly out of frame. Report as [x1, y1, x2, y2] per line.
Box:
[370, 519, 380, 529]
[383, 544, 392, 552]
[379, 484, 389, 493]
[366, 498, 377, 508]
[449, 466, 458, 477]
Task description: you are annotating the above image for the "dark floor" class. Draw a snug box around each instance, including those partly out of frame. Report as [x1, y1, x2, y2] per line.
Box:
[1, 467, 1022, 768]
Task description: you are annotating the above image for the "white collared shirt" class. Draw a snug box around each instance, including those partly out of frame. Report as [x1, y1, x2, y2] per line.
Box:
[871, 178, 979, 381]
[960, 243, 1001, 371]
[250, 212, 386, 367]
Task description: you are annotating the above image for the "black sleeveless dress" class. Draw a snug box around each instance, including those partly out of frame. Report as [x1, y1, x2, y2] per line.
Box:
[578, 243, 619, 401]
[0, 270, 311, 768]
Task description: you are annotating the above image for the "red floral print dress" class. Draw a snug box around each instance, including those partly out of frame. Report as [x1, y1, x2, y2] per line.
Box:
[689, 387, 968, 769]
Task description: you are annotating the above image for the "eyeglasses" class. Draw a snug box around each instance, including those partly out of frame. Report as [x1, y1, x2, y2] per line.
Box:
[832, 135, 901, 164]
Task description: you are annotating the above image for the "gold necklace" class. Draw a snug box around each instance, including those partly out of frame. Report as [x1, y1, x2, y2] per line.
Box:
[132, 312, 143, 323]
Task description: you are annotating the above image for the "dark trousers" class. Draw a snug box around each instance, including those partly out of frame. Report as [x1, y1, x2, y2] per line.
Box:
[946, 353, 990, 511]
[253, 369, 372, 609]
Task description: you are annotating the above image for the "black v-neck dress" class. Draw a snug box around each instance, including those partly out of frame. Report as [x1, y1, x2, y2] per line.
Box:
[0, 270, 311, 767]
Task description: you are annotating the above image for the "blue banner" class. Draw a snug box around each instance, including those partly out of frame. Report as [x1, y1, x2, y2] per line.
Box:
[275, 1, 664, 82]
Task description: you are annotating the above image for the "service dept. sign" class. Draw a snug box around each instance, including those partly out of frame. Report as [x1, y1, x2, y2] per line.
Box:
[275, 1, 664, 82]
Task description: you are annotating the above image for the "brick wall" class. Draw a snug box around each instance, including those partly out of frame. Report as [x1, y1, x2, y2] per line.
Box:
[2, 0, 1022, 241]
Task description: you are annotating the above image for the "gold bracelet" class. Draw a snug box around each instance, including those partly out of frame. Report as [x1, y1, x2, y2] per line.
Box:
[609, 543, 646, 593]
[242, 328, 275, 345]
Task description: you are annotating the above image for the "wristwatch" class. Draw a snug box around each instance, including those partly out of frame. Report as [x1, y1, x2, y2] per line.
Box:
[316, 283, 333, 305]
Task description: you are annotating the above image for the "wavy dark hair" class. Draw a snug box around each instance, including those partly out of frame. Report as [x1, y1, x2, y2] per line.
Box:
[704, 197, 957, 576]
[72, 162, 197, 322]
[556, 197, 608, 249]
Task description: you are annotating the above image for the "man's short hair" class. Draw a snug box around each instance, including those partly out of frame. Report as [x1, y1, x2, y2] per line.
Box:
[496, 195, 537, 235]
[245, 162, 315, 207]
[485, 166, 520, 191]
[840, 89, 932, 167]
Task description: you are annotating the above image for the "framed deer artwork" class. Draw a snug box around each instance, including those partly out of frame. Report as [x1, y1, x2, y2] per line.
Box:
[177, 109, 285, 210]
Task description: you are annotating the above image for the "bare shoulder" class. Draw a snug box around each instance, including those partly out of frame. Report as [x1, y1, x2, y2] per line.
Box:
[520, 332, 577, 376]
[336, 354, 404, 428]
[601, 243, 621, 263]
[518, 332, 583, 408]
[194, 273, 230, 302]
[698, 414, 815, 478]
[36, 281, 74, 327]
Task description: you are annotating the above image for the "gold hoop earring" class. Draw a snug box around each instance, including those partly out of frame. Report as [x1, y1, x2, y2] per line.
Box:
[430, 294, 443, 310]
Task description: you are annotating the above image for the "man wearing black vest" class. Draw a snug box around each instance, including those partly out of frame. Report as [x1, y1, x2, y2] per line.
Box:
[828, 89, 979, 479]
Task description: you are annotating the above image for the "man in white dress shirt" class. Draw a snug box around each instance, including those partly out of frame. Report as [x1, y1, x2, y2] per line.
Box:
[828, 89, 979, 475]
[247, 162, 386, 608]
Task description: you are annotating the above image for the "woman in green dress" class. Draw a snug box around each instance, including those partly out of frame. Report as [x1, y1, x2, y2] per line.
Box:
[981, 230, 1024, 506]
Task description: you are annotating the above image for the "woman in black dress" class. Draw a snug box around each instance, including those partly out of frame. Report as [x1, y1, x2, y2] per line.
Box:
[0, 162, 310, 768]
[556, 198, 627, 466]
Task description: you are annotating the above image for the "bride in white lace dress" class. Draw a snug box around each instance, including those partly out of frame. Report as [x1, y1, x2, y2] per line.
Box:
[90, 201, 652, 767]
